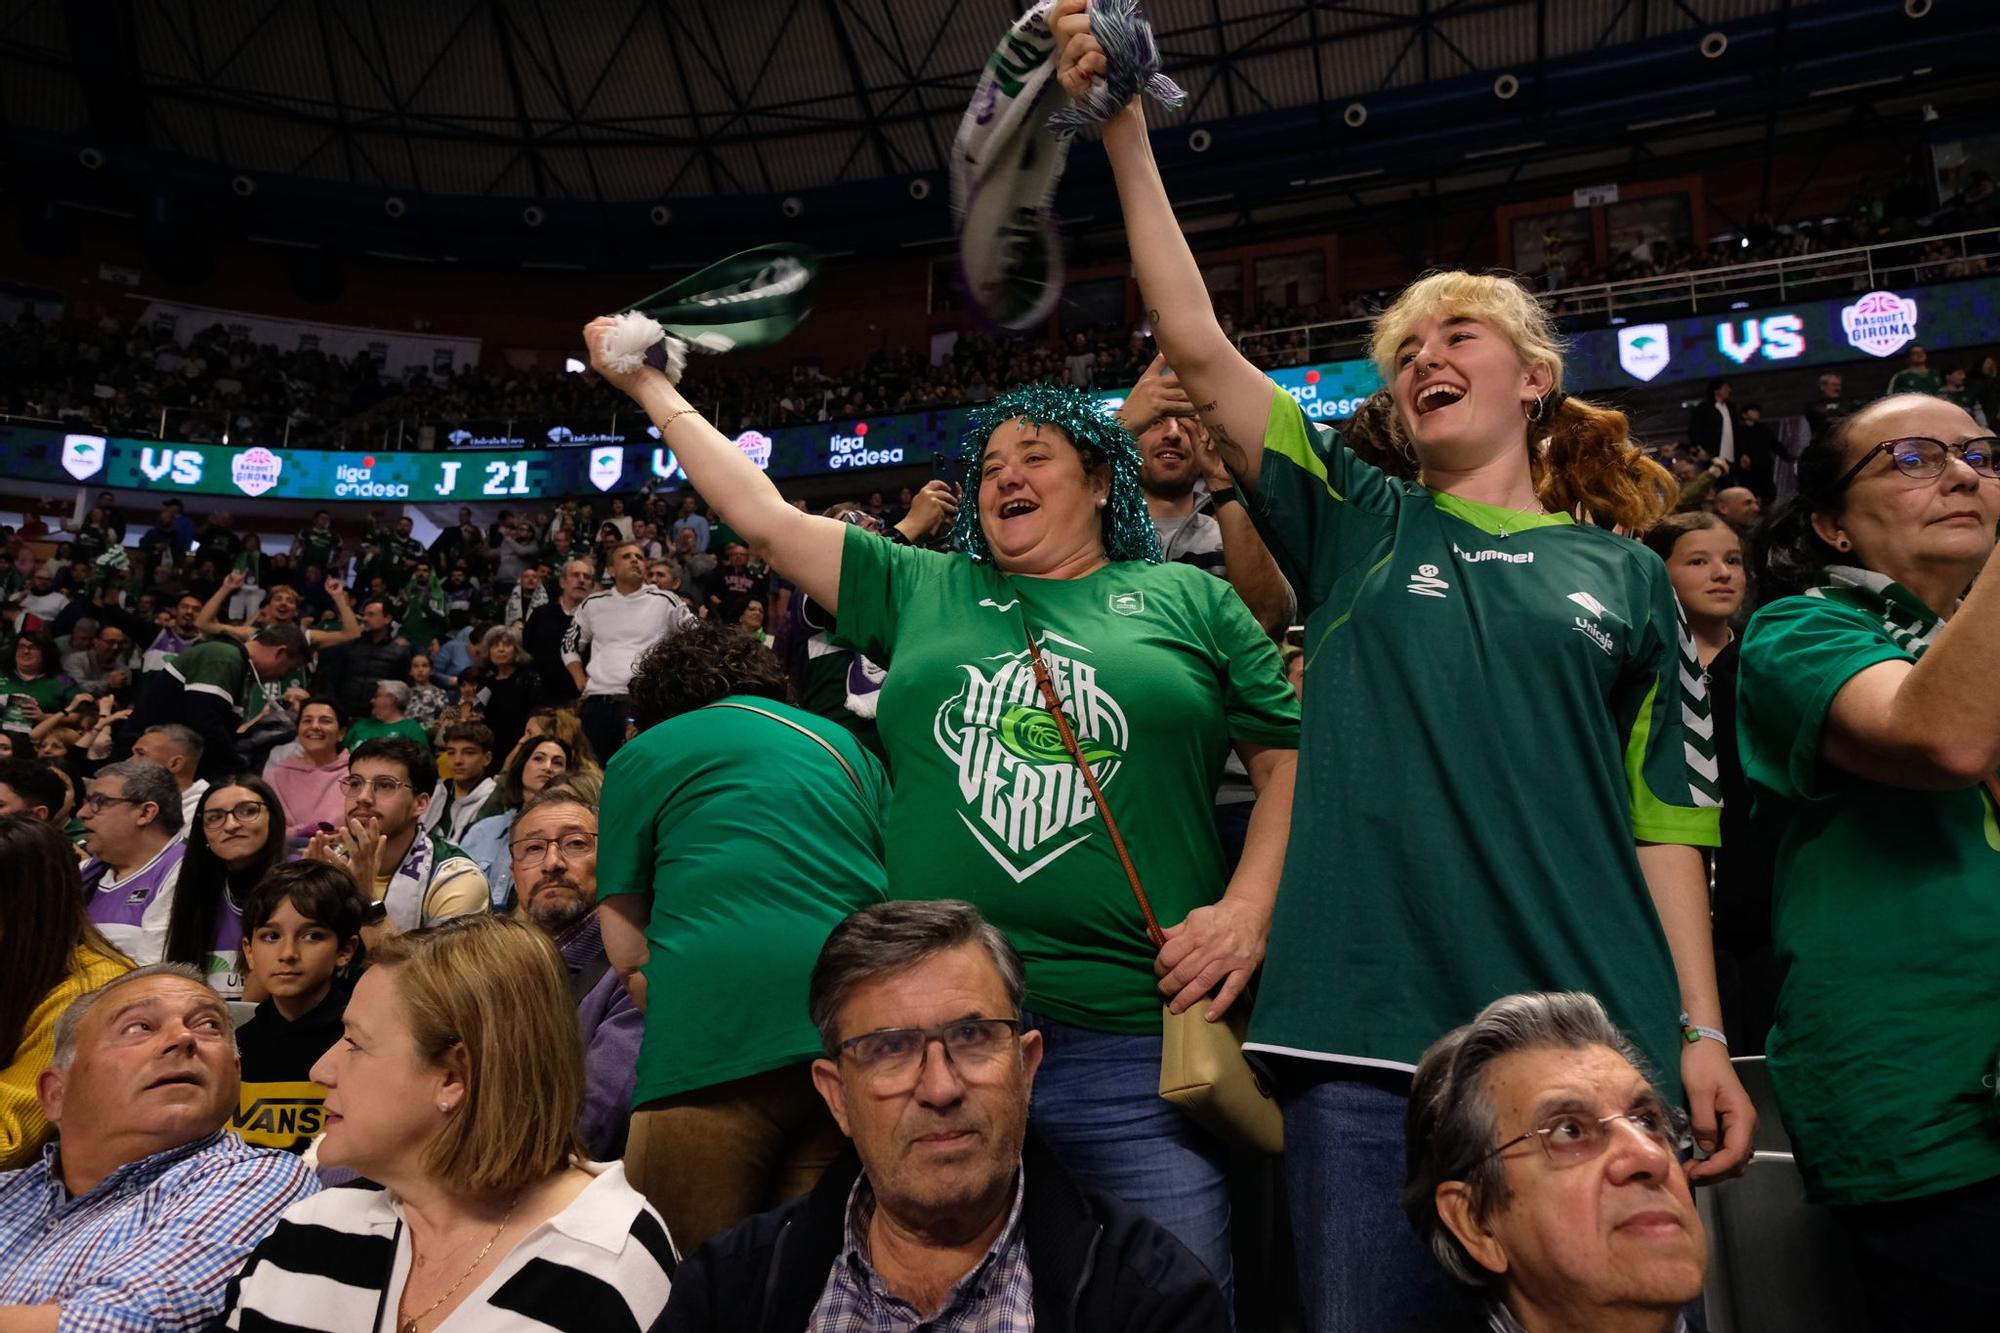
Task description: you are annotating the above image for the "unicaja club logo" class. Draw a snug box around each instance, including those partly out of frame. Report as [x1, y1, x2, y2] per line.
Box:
[1840, 291, 1919, 358]
[1617, 324, 1672, 382]
[230, 447, 282, 497]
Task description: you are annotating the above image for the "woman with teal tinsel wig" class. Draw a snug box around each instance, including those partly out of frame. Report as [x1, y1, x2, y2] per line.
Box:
[584, 323, 1298, 1296]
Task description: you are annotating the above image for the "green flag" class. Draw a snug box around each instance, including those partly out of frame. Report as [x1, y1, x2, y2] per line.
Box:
[626, 243, 819, 355]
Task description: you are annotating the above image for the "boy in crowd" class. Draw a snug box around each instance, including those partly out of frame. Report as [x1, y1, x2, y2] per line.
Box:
[232, 863, 364, 1153]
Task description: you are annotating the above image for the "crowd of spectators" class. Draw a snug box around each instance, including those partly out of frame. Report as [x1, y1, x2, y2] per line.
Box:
[11, 184, 1995, 452]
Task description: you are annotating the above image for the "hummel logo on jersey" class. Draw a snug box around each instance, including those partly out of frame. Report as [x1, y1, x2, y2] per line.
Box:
[1454, 543, 1534, 565]
[1567, 591, 1611, 618]
[978, 597, 1021, 613]
[1406, 564, 1450, 598]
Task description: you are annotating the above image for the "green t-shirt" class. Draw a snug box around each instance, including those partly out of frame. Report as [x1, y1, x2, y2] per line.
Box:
[1738, 568, 2000, 1205]
[833, 526, 1300, 1035]
[0, 673, 78, 734]
[1240, 386, 1719, 1094]
[297, 527, 338, 571]
[597, 696, 891, 1103]
[343, 716, 432, 750]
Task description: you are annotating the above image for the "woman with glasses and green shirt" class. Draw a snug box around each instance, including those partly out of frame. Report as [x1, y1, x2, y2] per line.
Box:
[1738, 394, 2000, 1329]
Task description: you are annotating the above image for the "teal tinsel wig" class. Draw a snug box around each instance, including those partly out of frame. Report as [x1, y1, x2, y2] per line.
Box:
[948, 381, 1162, 565]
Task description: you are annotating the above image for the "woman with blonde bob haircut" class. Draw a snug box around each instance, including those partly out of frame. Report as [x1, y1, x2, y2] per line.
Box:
[1054, 4, 1750, 1328]
[220, 915, 674, 1332]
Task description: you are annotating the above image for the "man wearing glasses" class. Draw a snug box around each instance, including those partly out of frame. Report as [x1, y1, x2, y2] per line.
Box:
[303, 737, 487, 939]
[657, 900, 1230, 1332]
[1402, 992, 1709, 1333]
[508, 786, 639, 1161]
[79, 760, 189, 965]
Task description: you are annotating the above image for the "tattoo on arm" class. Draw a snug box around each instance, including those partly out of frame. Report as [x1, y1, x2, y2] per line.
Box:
[1197, 400, 1218, 415]
[1208, 420, 1246, 466]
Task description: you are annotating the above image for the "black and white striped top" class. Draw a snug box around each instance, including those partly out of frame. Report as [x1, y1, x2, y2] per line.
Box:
[221, 1162, 674, 1332]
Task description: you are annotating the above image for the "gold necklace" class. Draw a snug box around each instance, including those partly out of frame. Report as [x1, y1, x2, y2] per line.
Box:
[396, 1192, 519, 1333]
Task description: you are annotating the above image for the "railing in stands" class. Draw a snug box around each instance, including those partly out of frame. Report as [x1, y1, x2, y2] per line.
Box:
[1235, 224, 2000, 368]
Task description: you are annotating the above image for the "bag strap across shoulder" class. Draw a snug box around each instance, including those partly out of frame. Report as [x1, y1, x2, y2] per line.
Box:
[706, 700, 867, 798]
[1021, 623, 1168, 949]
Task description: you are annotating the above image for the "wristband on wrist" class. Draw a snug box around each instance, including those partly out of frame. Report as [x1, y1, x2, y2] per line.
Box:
[1207, 485, 1237, 509]
[1680, 1012, 1728, 1048]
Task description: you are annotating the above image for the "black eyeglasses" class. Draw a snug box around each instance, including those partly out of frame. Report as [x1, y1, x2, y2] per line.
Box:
[1837, 436, 1999, 490]
[80, 793, 142, 814]
[199, 801, 268, 828]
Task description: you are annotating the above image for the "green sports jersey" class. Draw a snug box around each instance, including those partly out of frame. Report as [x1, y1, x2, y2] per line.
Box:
[163, 639, 256, 719]
[1738, 568, 2000, 1206]
[343, 716, 432, 750]
[834, 525, 1300, 1035]
[297, 528, 338, 571]
[597, 696, 891, 1104]
[1240, 386, 1718, 1094]
[0, 673, 78, 734]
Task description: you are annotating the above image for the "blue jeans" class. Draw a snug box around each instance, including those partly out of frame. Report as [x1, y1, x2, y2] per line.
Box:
[1283, 1070, 1469, 1333]
[1026, 1013, 1235, 1309]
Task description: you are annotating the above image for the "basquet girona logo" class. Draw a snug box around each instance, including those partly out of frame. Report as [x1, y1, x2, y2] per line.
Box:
[1840, 291, 1919, 358]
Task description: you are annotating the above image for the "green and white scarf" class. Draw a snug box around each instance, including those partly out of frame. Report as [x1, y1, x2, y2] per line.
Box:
[601, 243, 820, 383]
[952, 0, 1184, 330]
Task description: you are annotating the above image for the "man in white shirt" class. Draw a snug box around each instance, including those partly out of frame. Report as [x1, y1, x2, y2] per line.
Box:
[130, 723, 210, 831]
[562, 539, 696, 762]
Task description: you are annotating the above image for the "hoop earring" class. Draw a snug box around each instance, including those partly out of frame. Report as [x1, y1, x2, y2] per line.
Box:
[1525, 390, 1550, 423]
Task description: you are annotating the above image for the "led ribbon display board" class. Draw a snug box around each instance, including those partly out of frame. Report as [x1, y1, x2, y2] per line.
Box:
[6, 277, 1989, 502]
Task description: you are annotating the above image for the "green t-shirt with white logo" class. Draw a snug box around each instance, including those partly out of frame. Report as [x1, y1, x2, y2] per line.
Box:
[1738, 569, 2000, 1206]
[164, 639, 256, 719]
[1240, 386, 1719, 1095]
[833, 526, 1300, 1035]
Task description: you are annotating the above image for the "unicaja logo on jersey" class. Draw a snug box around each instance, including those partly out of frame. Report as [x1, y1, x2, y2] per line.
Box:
[1840, 291, 1919, 358]
[1568, 590, 1616, 655]
[1406, 564, 1449, 598]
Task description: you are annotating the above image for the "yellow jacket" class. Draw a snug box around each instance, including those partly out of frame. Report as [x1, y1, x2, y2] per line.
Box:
[2, 946, 134, 1170]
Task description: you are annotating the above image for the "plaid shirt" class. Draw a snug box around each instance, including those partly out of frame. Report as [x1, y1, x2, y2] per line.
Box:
[0, 1130, 319, 1333]
[808, 1168, 1032, 1332]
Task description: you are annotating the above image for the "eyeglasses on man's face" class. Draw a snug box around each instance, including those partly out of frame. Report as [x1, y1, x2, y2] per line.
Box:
[837, 1017, 1025, 1090]
[510, 832, 598, 864]
[1485, 1098, 1686, 1168]
[79, 792, 141, 814]
[336, 775, 415, 797]
[1838, 435, 1999, 490]
[199, 801, 268, 828]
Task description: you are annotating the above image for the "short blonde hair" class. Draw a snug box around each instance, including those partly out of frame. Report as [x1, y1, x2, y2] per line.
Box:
[369, 915, 582, 1193]
[1367, 270, 1675, 531]
[1369, 271, 1563, 387]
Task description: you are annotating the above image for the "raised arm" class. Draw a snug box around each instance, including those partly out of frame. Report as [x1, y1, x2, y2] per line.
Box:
[307, 579, 361, 652]
[1822, 540, 2000, 789]
[195, 570, 254, 640]
[1055, 0, 1276, 491]
[583, 319, 848, 613]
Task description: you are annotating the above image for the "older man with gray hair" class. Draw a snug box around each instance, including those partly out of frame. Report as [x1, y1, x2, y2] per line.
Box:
[1402, 992, 1709, 1333]
[0, 963, 318, 1330]
[130, 724, 208, 828]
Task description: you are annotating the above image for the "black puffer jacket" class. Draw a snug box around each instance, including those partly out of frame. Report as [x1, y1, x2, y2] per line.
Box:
[654, 1134, 1229, 1333]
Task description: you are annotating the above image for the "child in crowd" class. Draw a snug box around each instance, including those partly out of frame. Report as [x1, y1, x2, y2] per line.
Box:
[231, 862, 365, 1153]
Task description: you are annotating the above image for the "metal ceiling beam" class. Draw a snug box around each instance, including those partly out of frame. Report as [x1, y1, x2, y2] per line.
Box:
[486, 0, 550, 198]
[819, 0, 900, 177]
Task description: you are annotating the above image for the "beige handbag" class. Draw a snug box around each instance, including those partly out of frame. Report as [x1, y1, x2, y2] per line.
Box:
[1022, 624, 1284, 1155]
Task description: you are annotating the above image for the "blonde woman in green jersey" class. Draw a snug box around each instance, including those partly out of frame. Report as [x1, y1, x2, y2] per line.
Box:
[581, 330, 1299, 1304]
[1054, 5, 1751, 1329]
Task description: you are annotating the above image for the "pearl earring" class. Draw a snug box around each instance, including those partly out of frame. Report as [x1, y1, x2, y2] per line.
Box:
[438, 1102, 451, 1113]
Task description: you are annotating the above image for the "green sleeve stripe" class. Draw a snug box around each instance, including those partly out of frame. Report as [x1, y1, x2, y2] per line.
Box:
[1625, 679, 1723, 848]
[1263, 384, 1344, 503]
